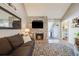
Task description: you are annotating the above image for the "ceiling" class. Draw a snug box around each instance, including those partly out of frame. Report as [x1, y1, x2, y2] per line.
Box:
[24, 3, 71, 19]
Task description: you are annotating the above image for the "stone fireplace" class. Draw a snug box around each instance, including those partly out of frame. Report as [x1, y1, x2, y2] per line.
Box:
[27, 16, 48, 45]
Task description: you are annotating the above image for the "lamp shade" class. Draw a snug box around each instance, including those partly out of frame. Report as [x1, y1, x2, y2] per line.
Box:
[21, 28, 30, 36]
[24, 28, 30, 33]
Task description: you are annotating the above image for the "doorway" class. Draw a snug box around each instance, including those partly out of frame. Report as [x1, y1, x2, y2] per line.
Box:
[48, 20, 61, 43]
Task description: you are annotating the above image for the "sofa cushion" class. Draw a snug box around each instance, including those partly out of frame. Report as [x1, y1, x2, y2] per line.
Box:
[23, 35, 31, 43]
[0, 37, 12, 55]
[7, 34, 24, 49]
[21, 41, 34, 47]
[9, 46, 33, 56]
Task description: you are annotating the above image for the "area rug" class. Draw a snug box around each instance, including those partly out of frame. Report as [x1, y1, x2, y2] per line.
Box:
[32, 43, 76, 56]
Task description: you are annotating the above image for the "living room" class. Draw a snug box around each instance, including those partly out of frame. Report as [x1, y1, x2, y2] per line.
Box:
[0, 3, 79, 56]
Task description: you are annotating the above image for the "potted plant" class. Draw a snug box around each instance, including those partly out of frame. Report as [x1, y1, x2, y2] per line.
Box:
[75, 32, 79, 46]
[75, 32, 79, 39]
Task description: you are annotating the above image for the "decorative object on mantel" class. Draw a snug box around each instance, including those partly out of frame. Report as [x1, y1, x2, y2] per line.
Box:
[72, 17, 79, 28]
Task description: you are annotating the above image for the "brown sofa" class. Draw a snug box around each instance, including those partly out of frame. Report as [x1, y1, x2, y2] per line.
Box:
[0, 34, 35, 56]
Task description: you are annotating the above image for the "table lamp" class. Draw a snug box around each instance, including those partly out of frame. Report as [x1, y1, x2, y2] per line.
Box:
[21, 28, 30, 36]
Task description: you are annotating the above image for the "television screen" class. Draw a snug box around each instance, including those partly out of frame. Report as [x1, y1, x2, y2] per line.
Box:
[32, 21, 43, 28]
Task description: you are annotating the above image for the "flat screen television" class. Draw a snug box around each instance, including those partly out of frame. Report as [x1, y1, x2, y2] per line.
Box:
[32, 21, 43, 28]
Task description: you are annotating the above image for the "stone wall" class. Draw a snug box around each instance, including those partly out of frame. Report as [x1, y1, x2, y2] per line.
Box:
[27, 16, 48, 44]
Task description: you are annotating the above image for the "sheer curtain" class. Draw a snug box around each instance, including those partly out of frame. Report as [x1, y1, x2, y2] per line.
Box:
[48, 21, 60, 39]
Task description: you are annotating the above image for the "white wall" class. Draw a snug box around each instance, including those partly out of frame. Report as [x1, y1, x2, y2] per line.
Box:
[0, 3, 28, 37]
[63, 3, 79, 44]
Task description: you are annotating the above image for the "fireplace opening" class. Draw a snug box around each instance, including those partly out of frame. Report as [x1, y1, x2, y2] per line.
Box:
[36, 33, 43, 40]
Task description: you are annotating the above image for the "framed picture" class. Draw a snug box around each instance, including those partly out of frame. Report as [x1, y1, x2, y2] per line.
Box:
[72, 17, 79, 28]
